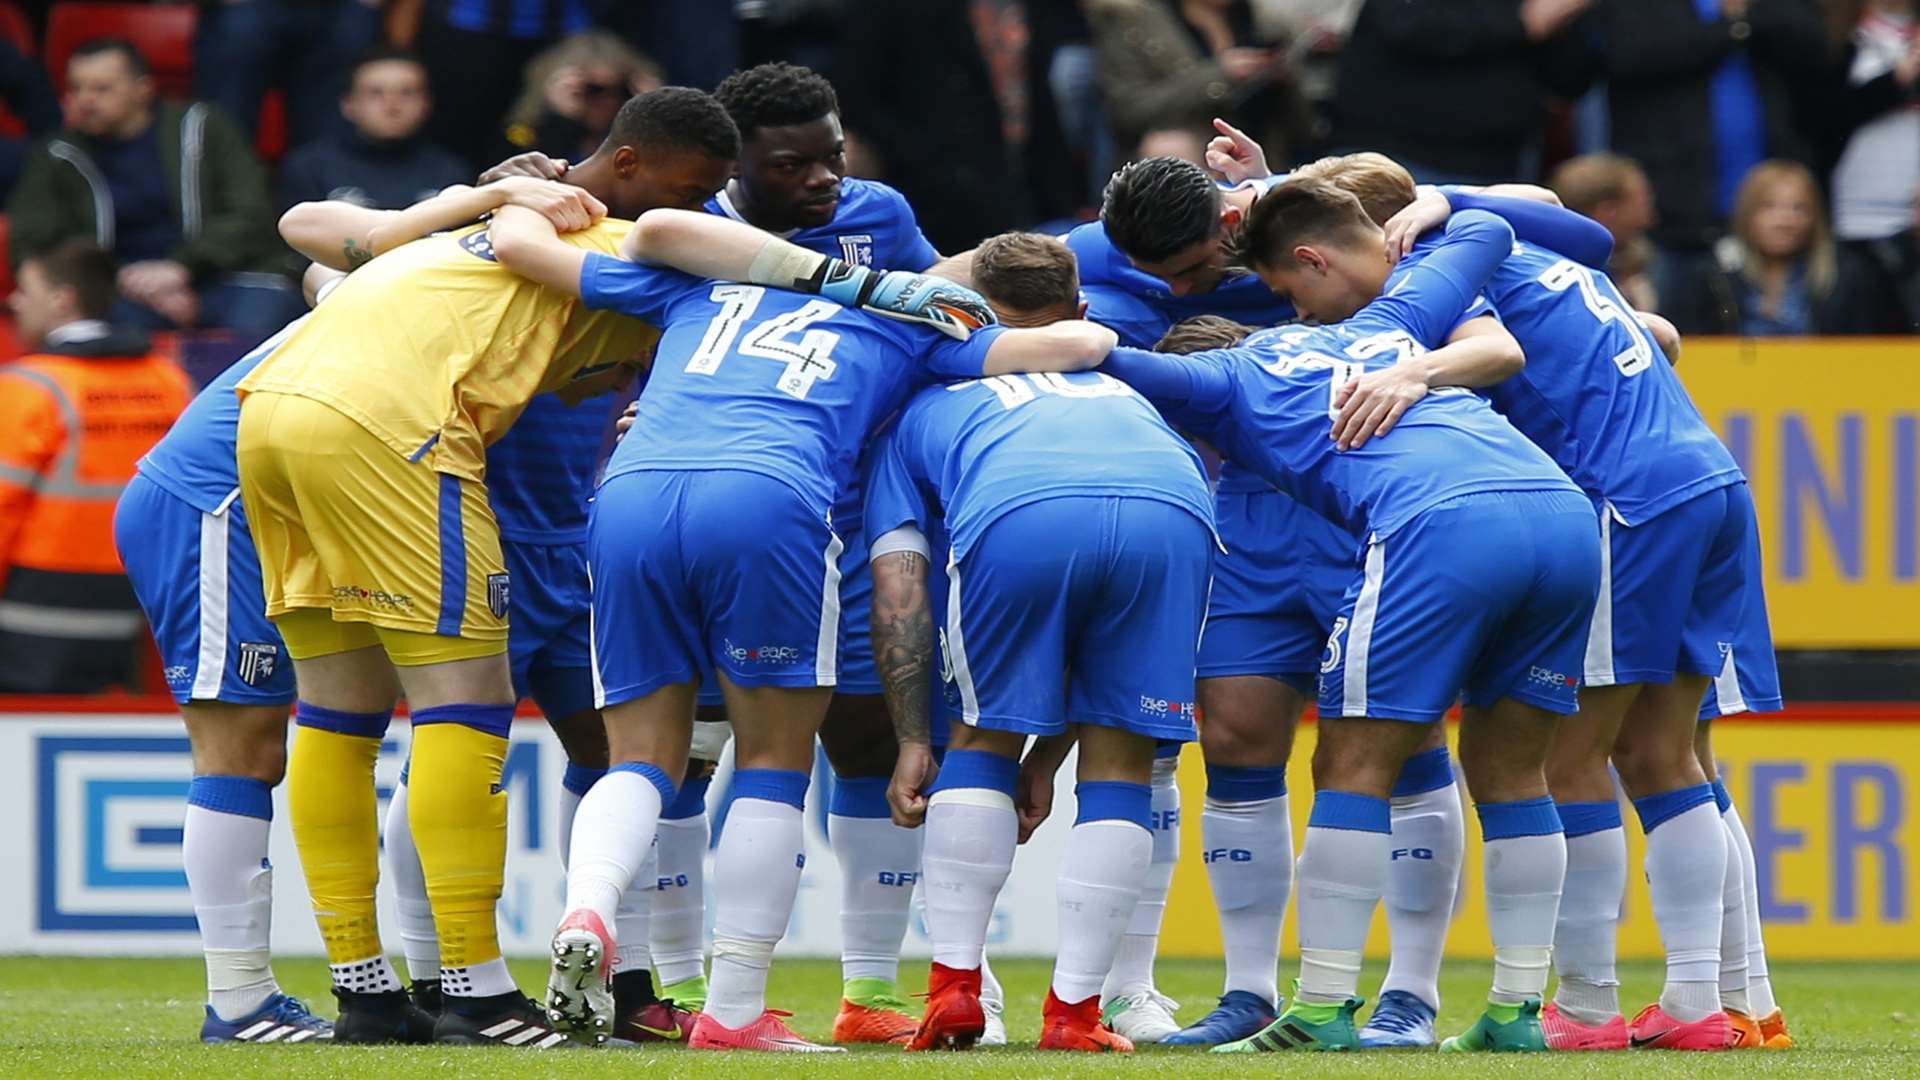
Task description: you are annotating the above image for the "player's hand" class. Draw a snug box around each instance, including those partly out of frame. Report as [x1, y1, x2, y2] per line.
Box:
[1015, 762, 1055, 844]
[1205, 117, 1271, 186]
[834, 268, 998, 340]
[478, 151, 569, 184]
[496, 176, 605, 232]
[1381, 188, 1452, 263]
[1332, 363, 1429, 450]
[615, 398, 640, 438]
[887, 742, 939, 828]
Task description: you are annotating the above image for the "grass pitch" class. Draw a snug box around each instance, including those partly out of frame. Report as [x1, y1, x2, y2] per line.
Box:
[0, 956, 1913, 1077]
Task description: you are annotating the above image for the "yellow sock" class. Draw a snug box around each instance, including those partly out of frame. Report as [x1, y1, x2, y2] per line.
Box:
[407, 709, 513, 975]
[287, 716, 387, 968]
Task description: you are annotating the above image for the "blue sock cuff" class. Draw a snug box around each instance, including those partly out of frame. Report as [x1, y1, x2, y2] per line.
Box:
[1308, 790, 1391, 834]
[610, 760, 678, 806]
[731, 767, 810, 810]
[1154, 741, 1183, 761]
[662, 773, 712, 820]
[1391, 746, 1455, 797]
[187, 775, 274, 820]
[294, 702, 392, 738]
[1555, 799, 1623, 838]
[829, 776, 892, 819]
[1074, 780, 1152, 828]
[926, 749, 1019, 797]
[562, 763, 606, 797]
[1711, 778, 1732, 815]
[1205, 764, 1287, 802]
[1477, 796, 1563, 840]
[411, 702, 516, 739]
[1632, 783, 1716, 833]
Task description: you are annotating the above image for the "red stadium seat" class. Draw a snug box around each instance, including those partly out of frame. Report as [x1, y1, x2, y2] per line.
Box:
[46, 3, 197, 98]
[0, 1, 35, 56]
[255, 88, 286, 162]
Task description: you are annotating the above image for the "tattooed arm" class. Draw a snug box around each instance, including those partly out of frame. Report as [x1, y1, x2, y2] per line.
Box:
[871, 547, 938, 826]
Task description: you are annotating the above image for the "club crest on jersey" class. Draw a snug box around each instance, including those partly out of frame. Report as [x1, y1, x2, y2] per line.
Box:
[461, 229, 497, 262]
[487, 573, 510, 618]
[235, 642, 278, 687]
[838, 234, 875, 267]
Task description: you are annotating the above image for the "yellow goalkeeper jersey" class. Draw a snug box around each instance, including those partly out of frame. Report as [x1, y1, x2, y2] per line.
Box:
[237, 219, 659, 483]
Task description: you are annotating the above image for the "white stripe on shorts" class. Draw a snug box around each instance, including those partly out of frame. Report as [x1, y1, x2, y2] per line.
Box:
[1342, 540, 1385, 717]
[586, 563, 606, 709]
[1713, 644, 1748, 716]
[190, 510, 230, 700]
[815, 529, 845, 686]
[1582, 505, 1616, 686]
[945, 549, 982, 726]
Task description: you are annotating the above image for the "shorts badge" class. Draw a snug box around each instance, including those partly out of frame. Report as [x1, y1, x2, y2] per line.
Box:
[236, 642, 279, 687]
[487, 573, 511, 618]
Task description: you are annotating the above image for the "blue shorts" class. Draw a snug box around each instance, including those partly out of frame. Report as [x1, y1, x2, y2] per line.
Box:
[1319, 489, 1600, 721]
[504, 539, 595, 721]
[942, 495, 1213, 741]
[1577, 483, 1781, 715]
[1197, 488, 1353, 690]
[115, 474, 295, 706]
[590, 469, 842, 707]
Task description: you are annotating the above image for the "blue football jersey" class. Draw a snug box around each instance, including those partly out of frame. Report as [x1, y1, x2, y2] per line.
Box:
[708, 178, 940, 273]
[1479, 242, 1742, 524]
[583, 253, 1004, 517]
[1102, 211, 1578, 543]
[137, 318, 303, 514]
[865, 371, 1217, 560]
[483, 389, 620, 544]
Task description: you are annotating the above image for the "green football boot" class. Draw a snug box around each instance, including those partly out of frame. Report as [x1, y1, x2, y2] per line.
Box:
[1212, 994, 1363, 1052]
[1440, 998, 1549, 1052]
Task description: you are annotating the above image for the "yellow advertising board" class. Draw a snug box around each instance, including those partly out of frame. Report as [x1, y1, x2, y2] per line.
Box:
[1160, 708, 1920, 960]
[1678, 338, 1920, 648]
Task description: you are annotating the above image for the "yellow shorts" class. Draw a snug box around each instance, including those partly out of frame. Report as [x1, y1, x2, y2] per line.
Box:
[235, 391, 508, 662]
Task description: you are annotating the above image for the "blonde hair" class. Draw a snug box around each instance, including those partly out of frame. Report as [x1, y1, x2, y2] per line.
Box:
[1730, 159, 1836, 298]
[508, 31, 661, 131]
[1293, 152, 1418, 226]
[1549, 153, 1647, 217]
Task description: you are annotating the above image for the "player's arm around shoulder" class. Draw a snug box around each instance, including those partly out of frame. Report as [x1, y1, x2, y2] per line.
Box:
[977, 320, 1118, 376]
[487, 203, 599, 296]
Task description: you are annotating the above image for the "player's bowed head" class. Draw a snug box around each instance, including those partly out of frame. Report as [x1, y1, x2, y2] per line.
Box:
[1233, 178, 1397, 326]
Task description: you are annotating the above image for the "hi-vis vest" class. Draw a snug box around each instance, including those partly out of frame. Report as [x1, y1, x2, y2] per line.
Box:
[0, 332, 188, 692]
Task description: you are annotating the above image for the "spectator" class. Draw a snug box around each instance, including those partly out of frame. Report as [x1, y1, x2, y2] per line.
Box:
[0, 240, 190, 694]
[1085, 0, 1307, 163]
[1828, 0, 1920, 330]
[7, 39, 305, 346]
[1664, 159, 1885, 335]
[1329, 0, 1597, 184]
[278, 47, 468, 212]
[833, 0, 1079, 250]
[1137, 124, 1211, 165]
[0, 38, 60, 200]
[1599, 0, 1830, 299]
[192, 0, 382, 147]
[499, 32, 663, 165]
[594, 0, 739, 89]
[1551, 151, 1662, 309]
[403, 0, 594, 170]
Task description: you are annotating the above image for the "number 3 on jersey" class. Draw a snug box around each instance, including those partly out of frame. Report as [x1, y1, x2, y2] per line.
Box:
[686, 284, 841, 399]
[1537, 259, 1654, 377]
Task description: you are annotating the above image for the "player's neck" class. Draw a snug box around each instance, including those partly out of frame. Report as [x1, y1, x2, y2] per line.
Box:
[723, 179, 805, 236]
[565, 155, 617, 205]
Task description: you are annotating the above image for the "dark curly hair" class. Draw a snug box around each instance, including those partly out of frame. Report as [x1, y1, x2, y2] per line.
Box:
[604, 86, 740, 161]
[1100, 157, 1224, 264]
[713, 62, 840, 143]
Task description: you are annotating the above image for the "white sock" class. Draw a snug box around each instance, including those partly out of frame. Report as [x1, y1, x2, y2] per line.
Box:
[831, 810, 922, 986]
[184, 778, 280, 1019]
[1477, 799, 1565, 1005]
[923, 789, 1017, 970]
[383, 777, 441, 984]
[980, 951, 1004, 1011]
[1637, 792, 1727, 1023]
[1294, 793, 1392, 1004]
[1718, 815, 1752, 1014]
[704, 795, 806, 1029]
[1380, 780, 1463, 1011]
[1722, 800, 1777, 1017]
[563, 766, 667, 928]
[1202, 790, 1291, 1006]
[1052, 819, 1151, 1004]
[651, 813, 709, 987]
[1553, 812, 1627, 1024]
[1101, 757, 1178, 1002]
[615, 845, 657, 978]
[558, 763, 606, 869]
[442, 956, 516, 998]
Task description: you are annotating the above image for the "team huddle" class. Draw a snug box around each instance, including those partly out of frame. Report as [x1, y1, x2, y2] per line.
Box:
[117, 62, 1791, 1055]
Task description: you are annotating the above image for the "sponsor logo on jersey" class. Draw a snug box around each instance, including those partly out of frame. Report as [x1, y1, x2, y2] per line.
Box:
[235, 642, 279, 687]
[723, 639, 804, 665]
[1527, 665, 1579, 689]
[333, 585, 414, 610]
[1139, 695, 1199, 720]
